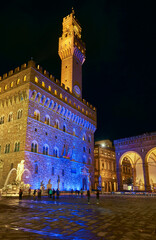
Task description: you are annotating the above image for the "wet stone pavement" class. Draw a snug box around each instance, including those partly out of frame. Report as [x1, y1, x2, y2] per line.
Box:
[0, 195, 156, 240]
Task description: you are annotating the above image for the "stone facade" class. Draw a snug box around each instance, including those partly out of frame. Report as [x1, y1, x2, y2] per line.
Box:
[114, 132, 156, 191]
[0, 11, 97, 190]
[94, 140, 117, 192]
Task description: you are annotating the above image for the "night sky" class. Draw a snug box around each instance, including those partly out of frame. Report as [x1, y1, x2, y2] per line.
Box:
[0, 1, 155, 142]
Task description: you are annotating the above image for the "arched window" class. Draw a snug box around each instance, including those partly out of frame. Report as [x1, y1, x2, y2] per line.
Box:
[42, 81, 45, 87]
[88, 135, 91, 143]
[31, 143, 34, 152]
[35, 77, 38, 83]
[24, 75, 27, 81]
[43, 144, 49, 155]
[89, 148, 91, 154]
[53, 147, 59, 157]
[5, 144, 10, 153]
[34, 110, 40, 121]
[35, 92, 41, 102]
[55, 120, 59, 129]
[8, 112, 13, 122]
[35, 163, 38, 174]
[14, 143, 17, 152]
[17, 109, 22, 119]
[17, 78, 20, 85]
[5, 144, 7, 153]
[63, 124, 66, 132]
[40, 95, 45, 104]
[48, 86, 51, 91]
[83, 146, 86, 152]
[82, 133, 86, 141]
[45, 115, 50, 125]
[14, 142, 20, 152]
[31, 141, 38, 153]
[8, 144, 10, 153]
[73, 128, 76, 136]
[0, 116, 4, 124]
[17, 142, 20, 152]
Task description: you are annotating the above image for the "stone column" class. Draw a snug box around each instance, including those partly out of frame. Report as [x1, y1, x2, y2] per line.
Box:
[132, 166, 136, 189]
[114, 182, 117, 192]
[110, 182, 112, 192]
[106, 182, 108, 192]
[117, 164, 123, 191]
[143, 159, 150, 191]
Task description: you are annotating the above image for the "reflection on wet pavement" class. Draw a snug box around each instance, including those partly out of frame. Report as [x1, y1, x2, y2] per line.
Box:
[0, 195, 156, 239]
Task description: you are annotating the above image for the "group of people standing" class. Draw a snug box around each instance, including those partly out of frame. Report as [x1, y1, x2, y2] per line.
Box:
[48, 188, 60, 199]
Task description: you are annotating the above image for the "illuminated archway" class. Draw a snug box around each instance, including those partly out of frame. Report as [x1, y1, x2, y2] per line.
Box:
[119, 151, 144, 190]
[145, 148, 156, 191]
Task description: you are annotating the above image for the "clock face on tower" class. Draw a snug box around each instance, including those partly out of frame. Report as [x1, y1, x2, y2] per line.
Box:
[74, 85, 81, 97]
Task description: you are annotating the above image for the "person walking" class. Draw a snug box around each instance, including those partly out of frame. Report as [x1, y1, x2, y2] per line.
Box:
[80, 189, 83, 198]
[38, 189, 41, 199]
[33, 189, 36, 200]
[49, 189, 52, 198]
[96, 189, 99, 204]
[53, 188, 55, 200]
[87, 189, 90, 204]
[19, 188, 23, 200]
[56, 188, 60, 199]
[28, 188, 31, 196]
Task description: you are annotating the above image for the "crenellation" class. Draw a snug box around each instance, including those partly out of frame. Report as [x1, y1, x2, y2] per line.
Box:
[61, 83, 65, 89]
[3, 73, 7, 79]
[0, 61, 96, 116]
[8, 70, 13, 76]
[21, 63, 27, 70]
[14, 66, 20, 73]
[49, 74, 55, 81]
[55, 79, 60, 85]
[43, 70, 49, 78]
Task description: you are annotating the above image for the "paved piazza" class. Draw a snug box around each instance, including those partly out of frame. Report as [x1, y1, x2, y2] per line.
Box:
[0, 194, 156, 240]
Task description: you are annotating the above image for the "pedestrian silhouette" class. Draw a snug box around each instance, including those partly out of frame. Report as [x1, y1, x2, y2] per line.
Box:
[19, 188, 23, 200]
[87, 190, 90, 204]
[96, 189, 99, 204]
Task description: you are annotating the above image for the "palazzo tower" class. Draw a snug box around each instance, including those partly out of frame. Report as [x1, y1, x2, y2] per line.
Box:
[58, 9, 85, 99]
[0, 11, 96, 191]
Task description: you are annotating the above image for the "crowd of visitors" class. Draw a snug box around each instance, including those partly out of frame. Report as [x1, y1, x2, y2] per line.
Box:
[18, 187, 100, 204]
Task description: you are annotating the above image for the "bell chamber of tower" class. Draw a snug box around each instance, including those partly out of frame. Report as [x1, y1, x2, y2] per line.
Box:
[58, 9, 86, 99]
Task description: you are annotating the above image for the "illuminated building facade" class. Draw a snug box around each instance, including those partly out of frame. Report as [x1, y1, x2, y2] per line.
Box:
[0, 10, 97, 190]
[114, 132, 156, 192]
[94, 140, 117, 192]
